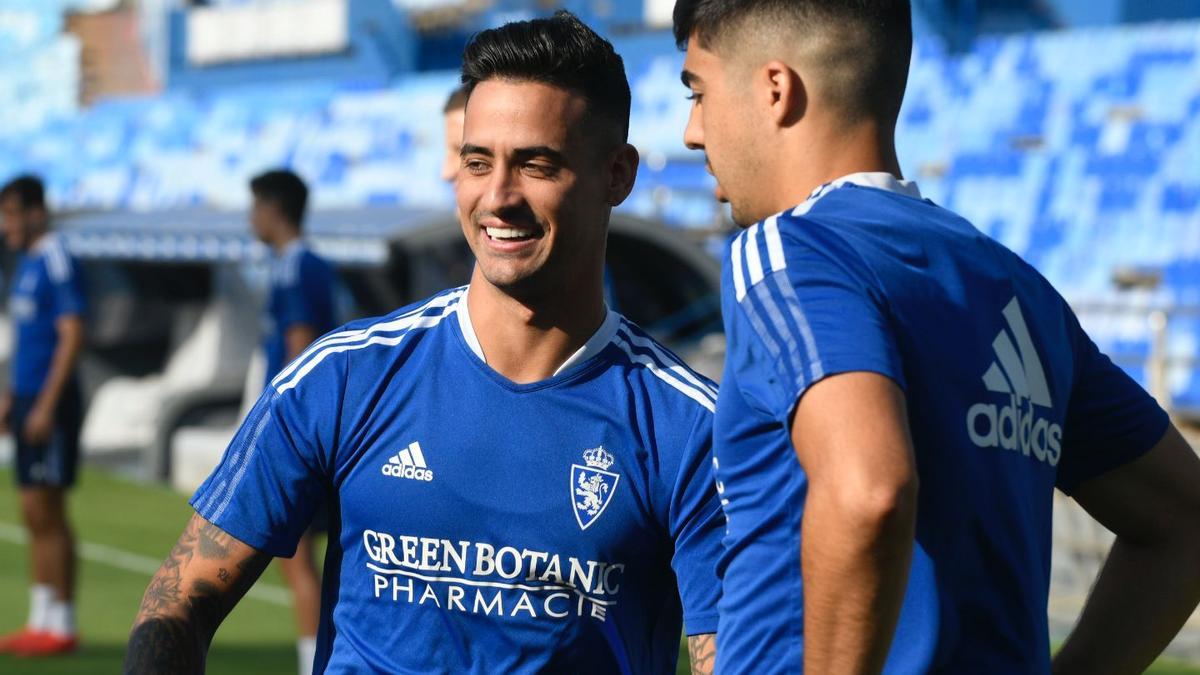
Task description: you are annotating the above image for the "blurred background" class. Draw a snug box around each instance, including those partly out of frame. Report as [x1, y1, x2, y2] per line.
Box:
[0, 0, 1199, 672]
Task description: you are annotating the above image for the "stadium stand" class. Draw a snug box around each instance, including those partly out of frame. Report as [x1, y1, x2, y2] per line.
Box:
[0, 3, 82, 137]
[8, 16, 1200, 397]
[895, 24, 1200, 411]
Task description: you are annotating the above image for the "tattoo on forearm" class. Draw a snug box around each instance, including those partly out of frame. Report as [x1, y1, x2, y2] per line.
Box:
[197, 522, 233, 559]
[124, 516, 269, 674]
[688, 633, 717, 675]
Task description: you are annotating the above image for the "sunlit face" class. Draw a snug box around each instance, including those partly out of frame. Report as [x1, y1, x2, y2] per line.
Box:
[682, 35, 771, 227]
[456, 79, 618, 297]
[441, 107, 465, 183]
[1, 195, 34, 250]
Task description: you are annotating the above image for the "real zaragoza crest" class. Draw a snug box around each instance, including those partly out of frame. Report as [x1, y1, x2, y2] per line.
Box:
[571, 446, 619, 531]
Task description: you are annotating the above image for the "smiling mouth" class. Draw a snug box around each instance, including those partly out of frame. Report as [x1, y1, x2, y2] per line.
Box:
[485, 226, 539, 241]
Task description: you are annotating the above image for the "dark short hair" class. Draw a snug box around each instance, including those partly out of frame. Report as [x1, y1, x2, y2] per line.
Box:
[443, 84, 469, 114]
[460, 10, 631, 143]
[673, 0, 913, 125]
[0, 174, 46, 211]
[250, 169, 308, 229]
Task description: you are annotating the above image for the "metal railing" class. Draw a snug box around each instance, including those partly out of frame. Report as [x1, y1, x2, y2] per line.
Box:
[1072, 300, 1200, 417]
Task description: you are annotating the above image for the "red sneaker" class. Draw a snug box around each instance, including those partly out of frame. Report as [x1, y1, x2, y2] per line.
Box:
[0, 628, 38, 654]
[13, 631, 78, 657]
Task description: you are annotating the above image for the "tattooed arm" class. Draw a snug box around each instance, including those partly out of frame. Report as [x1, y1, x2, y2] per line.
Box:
[124, 513, 272, 674]
[687, 633, 716, 675]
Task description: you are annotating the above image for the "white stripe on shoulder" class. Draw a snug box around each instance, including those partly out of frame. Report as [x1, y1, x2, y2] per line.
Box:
[275, 310, 455, 394]
[730, 233, 747, 302]
[613, 331, 716, 414]
[763, 214, 786, 273]
[618, 321, 717, 401]
[792, 183, 833, 216]
[273, 287, 465, 384]
[287, 246, 304, 285]
[745, 223, 765, 286]
[271, 288, 466, 390]
[44, 238, 70, 282]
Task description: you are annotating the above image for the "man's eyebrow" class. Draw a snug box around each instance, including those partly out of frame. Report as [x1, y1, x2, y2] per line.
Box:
[512, 146, 567, 164]
[680, 69, 701, 87]
[460, 143, 492, 158]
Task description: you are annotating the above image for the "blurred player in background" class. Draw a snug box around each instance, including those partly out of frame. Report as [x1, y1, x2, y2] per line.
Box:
[125, 12, 722, 674]
[249, 169, 336, 675]
[0, 175, 86, 656]
[675, 0, 1200, 672]
[442, 84, 468, 183]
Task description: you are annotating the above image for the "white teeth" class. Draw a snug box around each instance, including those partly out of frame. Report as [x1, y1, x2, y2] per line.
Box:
[486, 227, 534, 240]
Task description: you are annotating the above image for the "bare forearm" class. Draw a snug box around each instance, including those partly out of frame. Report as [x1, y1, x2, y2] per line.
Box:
[687, 633, 716, 675]
[802, 489, 916, 674]
[125, 515, 269, 674]
[1053, 537, 1200, 675]
[37, 319, 83, 408]
[285, 325, 317, 362]
[126, 575, 231, 674]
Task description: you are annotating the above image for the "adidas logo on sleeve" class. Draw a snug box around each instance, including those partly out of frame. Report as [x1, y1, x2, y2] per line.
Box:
[382, 442, 435, 482]
[965, 297, 1063, 466]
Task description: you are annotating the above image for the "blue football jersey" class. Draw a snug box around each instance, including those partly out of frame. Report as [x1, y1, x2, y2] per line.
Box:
[9, 234, 85, 396]
[192, 287, 723, 673]
[713, 173, 1169, 674]
[263, 241, 336, 385]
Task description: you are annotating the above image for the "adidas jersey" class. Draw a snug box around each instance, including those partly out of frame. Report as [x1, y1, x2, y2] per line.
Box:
[713, 173, 1169, 674]
[263, 240, 336, 385]
[9, 234, 85, 396]
[191, 287, 723, 674]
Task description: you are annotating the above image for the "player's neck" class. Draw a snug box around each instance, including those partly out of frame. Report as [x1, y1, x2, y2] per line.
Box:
[781, 121, 902, 212]
[465, 272, 608, 385]
[24, 228, 48, 252]
[272, 230, 301, 253]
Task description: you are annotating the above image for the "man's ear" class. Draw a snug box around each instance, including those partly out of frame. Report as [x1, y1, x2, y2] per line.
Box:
[606, 142, 640, 207]
[761, 60, 806, 127]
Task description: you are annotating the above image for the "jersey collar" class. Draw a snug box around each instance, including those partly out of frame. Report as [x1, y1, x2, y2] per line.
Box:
[277, 238, 305, 258]
[455, 288, 620, 377]
[792, 172, 922, 216]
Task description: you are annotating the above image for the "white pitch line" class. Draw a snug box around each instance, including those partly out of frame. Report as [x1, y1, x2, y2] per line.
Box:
[0, 521, 290, 607]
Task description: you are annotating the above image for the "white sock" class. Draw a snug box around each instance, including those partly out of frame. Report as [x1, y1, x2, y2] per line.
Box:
[43, 599, 76, 638]
[28, 584, 54, 631]
[297, 636, 316, 675]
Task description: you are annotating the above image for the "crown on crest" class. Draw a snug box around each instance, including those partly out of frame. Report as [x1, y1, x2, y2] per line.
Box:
[583, 446, 614, 471]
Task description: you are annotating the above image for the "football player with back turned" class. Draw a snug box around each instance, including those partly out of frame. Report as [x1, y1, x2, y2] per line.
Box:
[674, 0, 1200, 673]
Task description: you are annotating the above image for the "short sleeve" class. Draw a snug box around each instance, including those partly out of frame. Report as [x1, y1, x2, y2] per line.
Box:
[726, 218, 904, 424]
[666, 410, 723, 636]
[190, 379, 333, 556]
[1055, 312, 1169, 494]
[47, 247, 85, 319]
